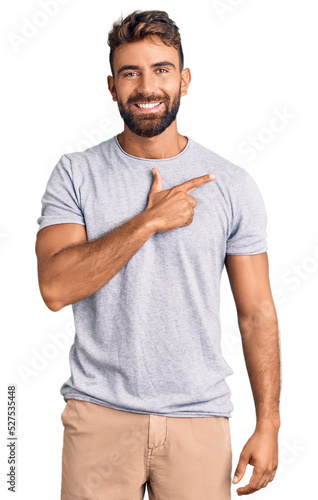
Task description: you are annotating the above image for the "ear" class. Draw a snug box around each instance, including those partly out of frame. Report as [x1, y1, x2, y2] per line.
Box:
[107, 75, 117, 102]
[180, 67, 191, 97]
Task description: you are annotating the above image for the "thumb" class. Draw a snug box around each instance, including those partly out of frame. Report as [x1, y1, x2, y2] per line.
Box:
[233, 454, 249, 484]
[150, 167, 162, 192]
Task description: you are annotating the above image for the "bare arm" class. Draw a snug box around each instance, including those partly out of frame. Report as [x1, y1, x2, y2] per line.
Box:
[36, 212, 155, 312]
[225, 252, 281, 427]
[225, 252, 280, 495]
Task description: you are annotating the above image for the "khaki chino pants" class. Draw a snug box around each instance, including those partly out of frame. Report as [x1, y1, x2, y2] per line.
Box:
[60, 398, 232, 499]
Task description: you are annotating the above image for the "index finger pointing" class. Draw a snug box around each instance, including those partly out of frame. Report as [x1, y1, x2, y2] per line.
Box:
[177, 174, 216, 194]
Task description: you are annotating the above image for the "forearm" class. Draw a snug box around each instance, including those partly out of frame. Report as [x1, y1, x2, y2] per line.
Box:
[44, 211, 155, 311]
[238, 306, 281, 431]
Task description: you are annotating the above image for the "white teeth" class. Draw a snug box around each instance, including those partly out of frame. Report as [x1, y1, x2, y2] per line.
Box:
[136, 102, 161, 109]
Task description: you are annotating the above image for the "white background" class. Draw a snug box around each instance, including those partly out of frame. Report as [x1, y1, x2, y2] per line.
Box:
[1, 0, 317, 498]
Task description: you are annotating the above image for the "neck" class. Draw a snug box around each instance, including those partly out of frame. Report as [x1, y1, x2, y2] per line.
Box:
[117, 125, 188, 159]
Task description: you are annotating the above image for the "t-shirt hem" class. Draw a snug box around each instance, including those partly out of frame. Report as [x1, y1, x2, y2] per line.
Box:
[226, 248, 267, 255]
[63, 394, 232, 418]
[37, 219, 86, 234]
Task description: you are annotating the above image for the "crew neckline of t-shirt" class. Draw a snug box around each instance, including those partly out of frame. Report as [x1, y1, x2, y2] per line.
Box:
[114, 134, 192, 162]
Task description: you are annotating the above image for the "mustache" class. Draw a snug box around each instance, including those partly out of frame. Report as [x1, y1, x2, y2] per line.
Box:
[128, 96, 167, 104]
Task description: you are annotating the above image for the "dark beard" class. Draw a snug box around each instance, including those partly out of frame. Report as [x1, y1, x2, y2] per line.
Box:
[116, 86, 181, 138]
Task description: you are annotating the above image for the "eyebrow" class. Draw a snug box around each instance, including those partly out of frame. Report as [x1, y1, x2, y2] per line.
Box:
[117, 61, 176, 76]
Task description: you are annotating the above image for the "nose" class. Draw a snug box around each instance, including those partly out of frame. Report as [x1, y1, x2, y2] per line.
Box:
[135, 71, 159, 97]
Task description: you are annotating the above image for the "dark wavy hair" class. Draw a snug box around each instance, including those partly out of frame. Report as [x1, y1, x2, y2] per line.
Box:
[107, 10, 184, 77]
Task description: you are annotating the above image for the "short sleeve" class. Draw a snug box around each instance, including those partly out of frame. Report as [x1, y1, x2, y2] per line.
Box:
[36, 154, 85, 235]
[226, 171, 268, 255]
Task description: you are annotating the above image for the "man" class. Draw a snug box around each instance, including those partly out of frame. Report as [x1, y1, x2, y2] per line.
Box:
[35, 9, 280, 500]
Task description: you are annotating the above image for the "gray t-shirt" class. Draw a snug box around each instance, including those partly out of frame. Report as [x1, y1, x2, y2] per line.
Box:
[37, 134, 267, 417]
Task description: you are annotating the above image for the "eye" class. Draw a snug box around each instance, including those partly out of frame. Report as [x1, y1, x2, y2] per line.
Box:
[123, 68, 168, 77]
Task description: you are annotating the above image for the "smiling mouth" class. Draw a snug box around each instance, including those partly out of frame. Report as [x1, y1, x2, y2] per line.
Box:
[134, 102, 162, 109]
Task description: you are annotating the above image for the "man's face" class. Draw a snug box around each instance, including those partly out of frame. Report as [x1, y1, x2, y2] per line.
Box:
[109, 36, 188, 138]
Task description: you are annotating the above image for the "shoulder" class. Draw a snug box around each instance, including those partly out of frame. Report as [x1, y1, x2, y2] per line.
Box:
[64, 135, 115, 162]
[60, 136, 116, 177]
[190, 138, 249, 189]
